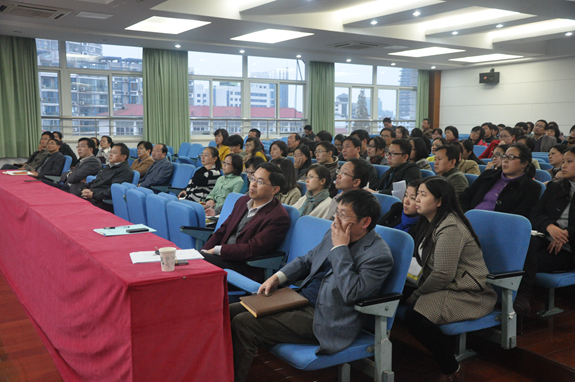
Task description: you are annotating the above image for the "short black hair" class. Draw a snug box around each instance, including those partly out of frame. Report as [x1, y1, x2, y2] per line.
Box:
[515, 122, 528, 133]
[91, 137, 100, 147]
[214, 129, 229, 145]
[334, 134, 346, 143]
[343, 136, 361, 149]
[350, 129, 370, 143]
[291, 133, 302, 142]
[316, 130, 332, 142]
[227, 135, 244, 149]
[390, 139, 412, 156]
[471, 125, 485, 140]
[257, 162, 285, 190]
[422, 118, 431, 126]
[317, 141, 335, 155]
[78, 137, 95, 151]
[432, 128, 443, 136]
[156, 143, 168, 154]
[411, 137, 429, 161]
[444, 126, 459, 140]
[369, 136, 386, 151]
[347, 158, 370, 189]
[249, 128, 261, 138]
[53, 131, 63, 139]
[338, 189, 380, 231]
[270, 140, 288, 157]
[515, 135, 535, 152]
[226, 153, 243, 176]
[245, 156, 265, 170]
[380, 127, 395, 138]
[436, 145, 459, 165]
[101, 135, 113, 144]
[137, 141, 153, 153]
[112, 142, 130, 160]
[304, 125, 313, 132]
[41, 131, 54, 139]
[382, 117, 392, 123]
[490, 124, 499, 133]
[275, 158, 298, 192]
[536, 119, 548, 130]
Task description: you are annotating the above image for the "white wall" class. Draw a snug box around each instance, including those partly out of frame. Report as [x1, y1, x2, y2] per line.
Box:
[440, 57, 575, 134]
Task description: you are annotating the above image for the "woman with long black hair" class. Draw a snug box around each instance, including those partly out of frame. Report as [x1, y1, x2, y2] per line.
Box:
[405, 177, 497, 381]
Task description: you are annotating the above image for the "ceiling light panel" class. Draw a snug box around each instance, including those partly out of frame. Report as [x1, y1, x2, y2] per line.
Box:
[231, 29, 313, 44]
[449, 54, 523, 63]
[338, 0, 443, 25]
[125, 17, 210, 35]
[389, 47, 465, 57]
[422, 8, 532, 35]
[490, 19, 575, 42]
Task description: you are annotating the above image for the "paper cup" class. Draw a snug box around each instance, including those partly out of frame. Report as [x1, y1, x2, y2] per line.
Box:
[159, 247, 177, 272]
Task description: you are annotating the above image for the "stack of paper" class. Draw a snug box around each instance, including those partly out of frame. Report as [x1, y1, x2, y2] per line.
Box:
[130, 249, 204, 264]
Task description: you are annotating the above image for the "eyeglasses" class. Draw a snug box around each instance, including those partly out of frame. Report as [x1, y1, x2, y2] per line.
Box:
[333, 209, 364, 221]
[76, 145, 88, 149]
[501, 154, 520, 161]
[223, 161, 233, 166]
[315, 150, 326, 155]
[248, 177, 272, 187]
[246, 170, 256, 176]
[367, 144, 376, 148]
[200, 154, 212, 158]
[386, 151, 405, 157]
[492, 152, 503, 158]
[306, 175, 319, 180]
[335, 169, 353, 178]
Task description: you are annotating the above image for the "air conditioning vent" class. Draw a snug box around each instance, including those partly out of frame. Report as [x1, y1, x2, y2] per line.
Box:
[329, 41, 389, 50]
[0, 1, 72, 20]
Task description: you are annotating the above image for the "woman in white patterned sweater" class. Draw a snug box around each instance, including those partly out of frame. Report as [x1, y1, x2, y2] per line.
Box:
[179, 147, 222, 202]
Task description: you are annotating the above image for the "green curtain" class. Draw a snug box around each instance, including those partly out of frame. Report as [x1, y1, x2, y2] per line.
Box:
[416, 70, 430, 130]
[143, 48, 189, 148]
[0, 36, 41, 158]
[308, 61, 335, 135]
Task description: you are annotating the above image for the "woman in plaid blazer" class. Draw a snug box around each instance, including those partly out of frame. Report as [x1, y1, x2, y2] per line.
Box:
[404, 177, 497, 382]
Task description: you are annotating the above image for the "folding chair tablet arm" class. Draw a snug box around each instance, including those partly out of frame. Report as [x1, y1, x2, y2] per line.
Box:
[167, 186, 185, 195]
[486, 270, 524, 290]
[44, 175, 61, 183]
[180, 225, 214, 244]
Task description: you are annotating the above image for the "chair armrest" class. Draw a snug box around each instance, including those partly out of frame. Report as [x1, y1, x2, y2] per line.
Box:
[486, 271, 524, 290]
[246, 252, 285, 270]
[225, 269, 261, 294]
[180, 226, 215, 242]
[354, 293, 402, 317]
[167, 187, 184, 194]
[44, 175, 60, 182]
[151, 185, 168, 194]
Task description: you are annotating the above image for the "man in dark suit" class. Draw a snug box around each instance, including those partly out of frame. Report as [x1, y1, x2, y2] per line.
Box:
[46, 138, 101, 196]
[29, 138, 65, 180]
[202, 162, 290, 282]
[1, 131, 52, 171]
[79, 143, 134, 211]
[377, 139, 422, 194]
[230, 190, 394, 382]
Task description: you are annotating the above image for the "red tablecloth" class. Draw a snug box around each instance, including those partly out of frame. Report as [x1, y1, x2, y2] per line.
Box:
[0, 175, 233, 381]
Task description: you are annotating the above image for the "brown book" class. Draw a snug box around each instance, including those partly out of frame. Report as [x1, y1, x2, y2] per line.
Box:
[240, 288, 309, 318]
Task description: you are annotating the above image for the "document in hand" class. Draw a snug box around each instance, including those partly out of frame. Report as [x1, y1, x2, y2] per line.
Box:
[240, 287, 309, 318]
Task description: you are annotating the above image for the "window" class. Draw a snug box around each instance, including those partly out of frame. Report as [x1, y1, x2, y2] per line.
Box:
[112, 76, 143, 116]
[334, 87, 349, 119]
[39, 72, 59, 117]
[213, 81, 241, 118]
[377, 66, 418, 86]
[189, 79, 210, 117]
[377, 89, 396, 120]
[351, 88, 371, 129]
[188, 51, 242, 77]
[36, 39, 59, 67]
[248, 57, 305, 81]
[335, 63, 372, 84]
[250, 83, 276, 116]
[66, 42, 142, 71]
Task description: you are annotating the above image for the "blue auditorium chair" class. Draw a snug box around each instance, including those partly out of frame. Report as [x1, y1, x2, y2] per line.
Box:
[373, 193, 402, 220]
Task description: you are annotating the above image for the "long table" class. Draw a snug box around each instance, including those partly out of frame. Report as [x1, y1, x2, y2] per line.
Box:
[0, 174, 233, 381]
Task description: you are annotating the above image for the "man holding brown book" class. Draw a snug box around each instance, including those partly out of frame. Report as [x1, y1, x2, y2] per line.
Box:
[229, 189, 394, 382]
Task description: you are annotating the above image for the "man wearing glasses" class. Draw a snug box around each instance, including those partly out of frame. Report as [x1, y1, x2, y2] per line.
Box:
[325, 158, 371, 221]
[229, 189, 394, 382]
[376, 139, 422, 194]
[45, 137, 101, 195]
[201, 162, 290, 283]
[314, 141, 338, 181]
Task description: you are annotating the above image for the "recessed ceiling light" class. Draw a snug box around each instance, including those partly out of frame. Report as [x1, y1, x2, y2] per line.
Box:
[231, 29, 313, 44]
[239, 50, 245, 53]
[125, 16, 210, 35]
[76, 11, 114, 20]
[413, 11, 421, 17]
[431, 66, 436, 69]
[452, 31, 458, 35]
[296, 54, 301, 58]
[371, 20, 378, 25]
[423, 9, 520, 33]
[496, 24, 504, 28]
[346, 58, 352, 62]
[566, 32, 573, 36]
[391, 62, 396, 66]
[389, 47, 465, 57]
[490, 19, 575, 42]
[175, 44, 181, 48]
[449, 53, 523, 63]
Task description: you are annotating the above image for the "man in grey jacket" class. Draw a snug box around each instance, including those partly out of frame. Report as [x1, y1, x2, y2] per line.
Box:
[138, 143, 173, 188]
[532, 119, 556, 152]
[229, 189, 394, 382]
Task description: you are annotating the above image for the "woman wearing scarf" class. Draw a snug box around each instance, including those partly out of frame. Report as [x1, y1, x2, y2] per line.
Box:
[378, 181, 420, 239]
[292, 164, 333, 219]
